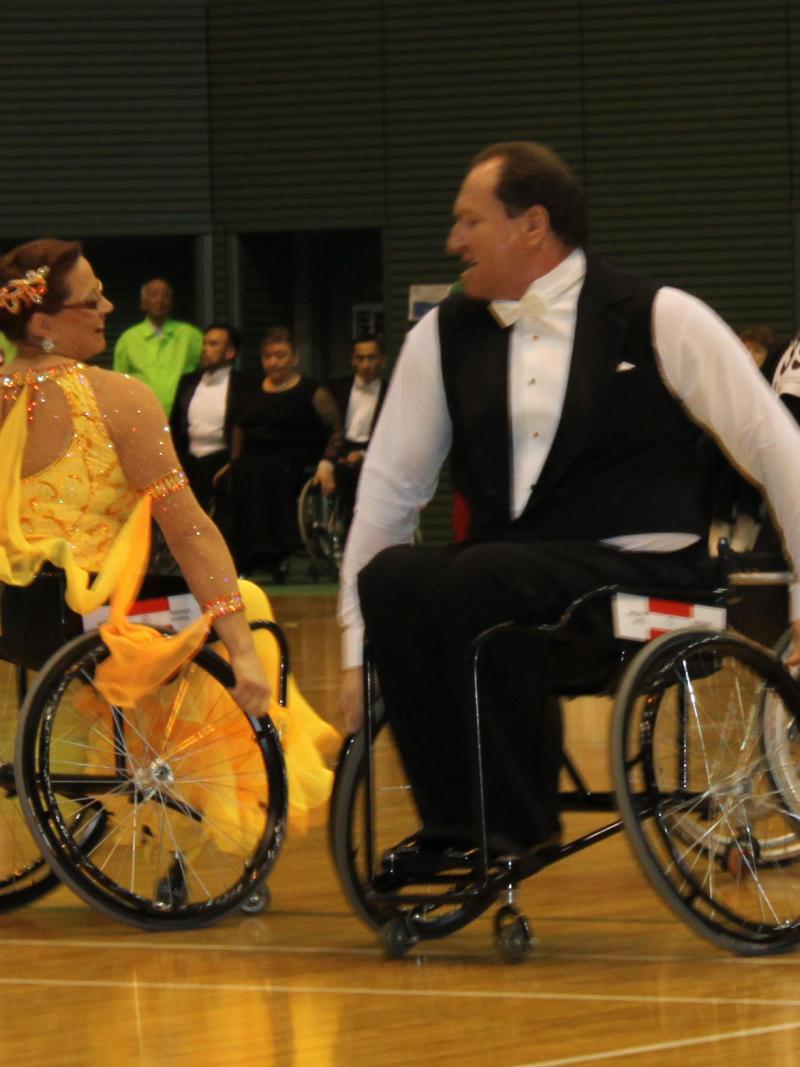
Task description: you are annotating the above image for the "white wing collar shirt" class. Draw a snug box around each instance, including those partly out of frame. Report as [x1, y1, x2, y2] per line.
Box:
[490, 248, 586, 519]
[345, 377, 382, 444]
[338, 250, 800, 666]
[188, 364, 232, 459]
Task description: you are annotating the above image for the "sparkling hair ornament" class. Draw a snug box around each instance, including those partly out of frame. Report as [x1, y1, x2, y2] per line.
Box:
[0, 265, 50, 315]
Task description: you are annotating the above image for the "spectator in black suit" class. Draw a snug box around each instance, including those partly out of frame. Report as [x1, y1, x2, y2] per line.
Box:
[170, 322, 242, 512]
[328, 334, 387, 524]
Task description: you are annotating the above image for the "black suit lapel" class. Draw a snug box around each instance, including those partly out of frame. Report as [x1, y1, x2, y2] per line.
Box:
[529, 259, 636, 509]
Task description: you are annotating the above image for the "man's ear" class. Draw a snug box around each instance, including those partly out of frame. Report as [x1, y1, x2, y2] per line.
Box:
[521, 204, 550, 246]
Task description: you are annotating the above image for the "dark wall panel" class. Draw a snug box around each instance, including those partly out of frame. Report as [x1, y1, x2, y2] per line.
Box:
[208, 0, 385, 231]
[380, 0, 584, 356]
[0, 2, 211, 237]
[583, 0, 794, 333]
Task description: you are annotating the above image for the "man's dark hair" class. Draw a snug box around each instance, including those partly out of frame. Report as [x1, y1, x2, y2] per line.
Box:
[470, 141, 588, 247]
[204, 321, 242, 353]
[352, 332, 383, 354]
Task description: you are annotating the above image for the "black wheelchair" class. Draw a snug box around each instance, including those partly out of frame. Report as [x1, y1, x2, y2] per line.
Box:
[297, 476, 348, 580]
[329, 545, 800, 961]
[0, 571, 289, 930]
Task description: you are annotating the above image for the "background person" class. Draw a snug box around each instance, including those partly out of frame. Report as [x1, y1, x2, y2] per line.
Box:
[170, 322, 243, 513]
[223, 326, 342, 581]
[328, 334, 387, 526]
[113, 277, 203, 416]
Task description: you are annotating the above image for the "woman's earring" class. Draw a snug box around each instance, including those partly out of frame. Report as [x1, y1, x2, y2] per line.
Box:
[41, 338, 55, 354]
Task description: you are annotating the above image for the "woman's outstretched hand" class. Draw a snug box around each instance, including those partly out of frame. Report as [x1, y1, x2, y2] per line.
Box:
[229, 647, 272, 716]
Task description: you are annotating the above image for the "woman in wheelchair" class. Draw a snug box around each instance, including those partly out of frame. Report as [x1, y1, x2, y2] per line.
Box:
[0, 238, 339, 927]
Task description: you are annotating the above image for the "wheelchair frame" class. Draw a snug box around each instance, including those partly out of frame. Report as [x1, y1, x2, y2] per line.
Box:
[330, 546, 800, 961]
[297, 476, 347, 579]
[0, 582, 291, 930]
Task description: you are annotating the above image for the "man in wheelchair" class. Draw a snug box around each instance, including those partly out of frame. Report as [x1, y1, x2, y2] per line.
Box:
[337, 140, 800, 866]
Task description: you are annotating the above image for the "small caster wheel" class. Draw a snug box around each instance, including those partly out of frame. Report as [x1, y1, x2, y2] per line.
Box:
[240, 884, 271, 914]
[380, 914, 418, 959]
[494, 904, 533, 964]
[155, 855, 188, 909]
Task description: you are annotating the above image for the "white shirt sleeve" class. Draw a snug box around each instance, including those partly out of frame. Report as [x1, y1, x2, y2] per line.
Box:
[337, 308, 453, 666]
[653, 286, 800, 617]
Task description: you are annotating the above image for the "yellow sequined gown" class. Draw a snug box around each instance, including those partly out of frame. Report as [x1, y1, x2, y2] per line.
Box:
[0, 362, 339, 834]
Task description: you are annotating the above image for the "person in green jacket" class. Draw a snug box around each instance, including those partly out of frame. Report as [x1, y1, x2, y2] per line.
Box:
[113, 277, 202, 415]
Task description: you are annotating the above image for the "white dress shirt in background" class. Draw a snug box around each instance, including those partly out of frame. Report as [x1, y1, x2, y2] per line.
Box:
[188, 366, 231, 459]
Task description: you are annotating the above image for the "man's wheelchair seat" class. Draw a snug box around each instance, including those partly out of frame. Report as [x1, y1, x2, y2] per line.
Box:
[0, 570, 288, 929]
[329, 544, 800, 961]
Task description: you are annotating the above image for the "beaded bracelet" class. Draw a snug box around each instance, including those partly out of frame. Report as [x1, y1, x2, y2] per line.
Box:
[146, 468, 188, 500]
[203, 592, 245, 619]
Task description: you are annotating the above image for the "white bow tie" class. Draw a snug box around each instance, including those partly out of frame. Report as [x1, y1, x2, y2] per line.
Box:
[490, 289, 549, 328]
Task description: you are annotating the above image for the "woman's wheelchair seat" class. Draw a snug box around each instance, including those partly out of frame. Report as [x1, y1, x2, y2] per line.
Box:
[329, 544, 800, 960]
[0, 571, 288, 929]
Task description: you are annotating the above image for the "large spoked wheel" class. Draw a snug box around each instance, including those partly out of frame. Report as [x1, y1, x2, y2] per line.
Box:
[612, 627, 800, 955]
[297, 478, 346, 578]
[0, 663, 59, 910]
[15, 631, 287, 930]
[329, 702, 491, 940]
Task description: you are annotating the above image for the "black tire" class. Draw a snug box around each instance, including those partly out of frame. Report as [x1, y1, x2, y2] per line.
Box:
[0, 663, 58, 910]
[297, 479, 345, 576]
[15, 631, 287, 930]
[329, 702, 493, 939]
[612, 628, 800, 955]
[494, 905, 534, 964]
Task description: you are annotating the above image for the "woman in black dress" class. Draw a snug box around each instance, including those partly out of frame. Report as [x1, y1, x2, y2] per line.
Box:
[228, 326, 341, 579]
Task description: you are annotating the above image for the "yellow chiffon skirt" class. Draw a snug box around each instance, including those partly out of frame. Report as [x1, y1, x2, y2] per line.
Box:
[71, 579, 338, 858]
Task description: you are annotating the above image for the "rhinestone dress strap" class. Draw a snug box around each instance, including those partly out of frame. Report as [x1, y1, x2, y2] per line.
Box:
[145, 468, 188, 500]
[0, 361, 86, 401]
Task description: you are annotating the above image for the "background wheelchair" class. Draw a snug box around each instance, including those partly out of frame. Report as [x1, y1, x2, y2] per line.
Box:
[0, 570, 288, 930]
[329, 544, 800, 961]
[297, 475, 347, 580]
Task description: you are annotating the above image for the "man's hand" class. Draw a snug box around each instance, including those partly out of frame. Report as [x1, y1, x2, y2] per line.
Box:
[787, 619, 800, 668]
[344, 449, 366, 467]
[314, 459, 336, 496]
[340, 667, 365, 734]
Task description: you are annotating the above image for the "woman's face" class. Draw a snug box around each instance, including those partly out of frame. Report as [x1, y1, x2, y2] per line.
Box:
[261, 341, 297, 386]
[30, 256, 114, 360]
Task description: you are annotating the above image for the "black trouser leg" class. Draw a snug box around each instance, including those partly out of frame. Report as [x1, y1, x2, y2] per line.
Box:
[359, 539, 709, 848]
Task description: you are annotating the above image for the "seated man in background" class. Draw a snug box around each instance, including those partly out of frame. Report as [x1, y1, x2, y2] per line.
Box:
[328, 334, 387, 525]
[170, 322, 242, 513]
[113, 277, 203, 415]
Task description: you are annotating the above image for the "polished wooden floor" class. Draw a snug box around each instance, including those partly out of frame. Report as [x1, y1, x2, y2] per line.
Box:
[3, 592, 800, 1066]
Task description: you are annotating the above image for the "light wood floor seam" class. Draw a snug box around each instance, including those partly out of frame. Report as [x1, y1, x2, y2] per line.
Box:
[513, 1020, 800, 1067]
[1, 974, 800, 1010]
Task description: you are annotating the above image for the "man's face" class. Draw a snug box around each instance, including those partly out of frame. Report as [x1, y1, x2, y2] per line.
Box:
[351, 341, 384, 384]
[446, 157, 534, 301]
[202, 327, 235, 369]
[141, 279, 173, 323]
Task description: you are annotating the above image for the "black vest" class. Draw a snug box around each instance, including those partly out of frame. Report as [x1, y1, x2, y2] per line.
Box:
[438, 256, 711, 543]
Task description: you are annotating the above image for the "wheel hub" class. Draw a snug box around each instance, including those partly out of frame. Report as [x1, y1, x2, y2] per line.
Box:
[133, 759, 175, 799]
